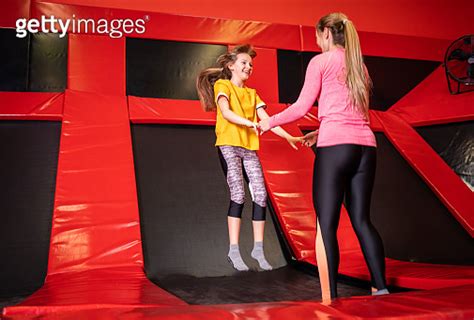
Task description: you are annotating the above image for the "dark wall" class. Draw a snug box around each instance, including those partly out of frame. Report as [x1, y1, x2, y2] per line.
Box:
[417, 121, 473, 190]
[131, 124, 287, 279]
[277, 49, 440, 110]
[0, 29, 29, 91]
[0, 29, 67, 92]
[126, 39, 227, 99]
[0, 121, 61, 297]
[28, 33, 68, 91]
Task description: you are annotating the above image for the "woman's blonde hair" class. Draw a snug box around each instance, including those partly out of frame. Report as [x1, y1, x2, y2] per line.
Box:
[196, 44, 256, 112]
[317, 13, 372, 118]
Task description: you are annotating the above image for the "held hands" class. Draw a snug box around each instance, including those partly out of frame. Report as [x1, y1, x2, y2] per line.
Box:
[245, 121, 317, 149]
[246, 121, 260, 135]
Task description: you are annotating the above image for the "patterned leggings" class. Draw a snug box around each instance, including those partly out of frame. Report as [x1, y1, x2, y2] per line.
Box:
[218, 145, 267, 221]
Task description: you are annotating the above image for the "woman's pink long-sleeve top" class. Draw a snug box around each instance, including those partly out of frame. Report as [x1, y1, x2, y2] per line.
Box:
[268, 47, 376, 147]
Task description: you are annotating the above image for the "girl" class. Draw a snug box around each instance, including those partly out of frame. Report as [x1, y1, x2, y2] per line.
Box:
[196, 44, 301, 272]
[259, 14, 389, 299]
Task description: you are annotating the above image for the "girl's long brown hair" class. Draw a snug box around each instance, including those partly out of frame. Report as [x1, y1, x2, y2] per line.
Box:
[317, 13, 372, 119]
[196, 44, 256, 112]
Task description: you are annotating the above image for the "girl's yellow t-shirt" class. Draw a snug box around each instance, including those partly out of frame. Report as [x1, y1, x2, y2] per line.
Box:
[213, 79, 266, 151]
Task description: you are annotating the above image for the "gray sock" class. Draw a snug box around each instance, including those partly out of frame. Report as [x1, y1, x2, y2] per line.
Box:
[228, 244, 249, 271]
[372, 288, 389, 296]
[251, 241, 273, 271]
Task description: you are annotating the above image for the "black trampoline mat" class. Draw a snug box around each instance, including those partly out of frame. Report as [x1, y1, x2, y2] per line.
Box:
[155, 266, 369, 304]
[131, 124, 372, 304]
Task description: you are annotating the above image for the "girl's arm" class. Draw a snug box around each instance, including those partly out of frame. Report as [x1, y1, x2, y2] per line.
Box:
[217, 96, 258, 132]
[257, 107, 302, 150]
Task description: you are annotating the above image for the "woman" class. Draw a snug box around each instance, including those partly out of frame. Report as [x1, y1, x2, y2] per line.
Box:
[259, 13, 389, 300]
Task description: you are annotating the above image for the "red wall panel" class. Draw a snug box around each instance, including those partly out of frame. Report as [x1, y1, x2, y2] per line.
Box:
[68, 34, 125, 95]
[0, 0, 30, 28]
[28, 0, 474, 41]
[48, 90, 143, 274]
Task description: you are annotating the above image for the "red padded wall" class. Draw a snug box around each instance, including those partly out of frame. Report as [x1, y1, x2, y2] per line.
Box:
[0, 92, 63, 120]
[242, 47, 279, 104]
[0, 0, 30, 28]
[389, 67, 474, 126]
[375, 112, 474, 237]
[30, 0, 474, 40]
[68, 34, 125, 95]
[48, 90, 143, 274]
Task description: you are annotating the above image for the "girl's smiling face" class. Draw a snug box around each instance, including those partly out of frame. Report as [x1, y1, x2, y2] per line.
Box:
[229, 53, 253, 83]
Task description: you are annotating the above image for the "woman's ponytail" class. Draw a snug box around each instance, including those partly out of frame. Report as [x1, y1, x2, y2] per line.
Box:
[343, 19, 371, 119]
[317, 13, 372, 119]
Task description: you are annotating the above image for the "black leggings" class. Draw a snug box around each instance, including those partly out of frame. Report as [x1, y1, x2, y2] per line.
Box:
[313, 144, 387, 299]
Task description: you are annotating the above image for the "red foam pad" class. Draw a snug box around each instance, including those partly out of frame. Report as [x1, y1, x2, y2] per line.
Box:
[389, 67, 474, 126]
[5, 284, 474, 319]
[342, 252, 474, 289]
[0, 92, 63, 120]
[369, 110, 384, 132]
[128, 97, 312, 128]
[129, 96, 216, 125]
[68, 34, 126, 95]
[48, 90, 144, 274]
[217, 285, 474, 319]
[241, 46, 279, 104]
[2, 267, 186, 317]
[31, 2, 301, 50]
[300, 26, 450, 61]
[0, 0, 28, 28]
[375, 112, 473, 237]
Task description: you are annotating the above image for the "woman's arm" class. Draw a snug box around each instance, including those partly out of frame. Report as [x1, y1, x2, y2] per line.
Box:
[260, 56, 323, 132]
[257, 107, 303, 149]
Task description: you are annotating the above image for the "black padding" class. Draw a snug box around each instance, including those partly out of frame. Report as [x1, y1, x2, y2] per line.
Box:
[28, 33, 67, 92]
[126, 39, 227, 99]
[370, 133, 474, 264]
[277, 49, 440, 110]
[0, 29, 29, 91]
[0, 121, 61, 298]
[131, 124, 287, 278]
[277, 49, 307, 104]
[416, 121, 473, 189]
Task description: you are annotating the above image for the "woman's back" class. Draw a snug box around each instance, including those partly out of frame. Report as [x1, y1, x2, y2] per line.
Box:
[314, 48, 376, 147]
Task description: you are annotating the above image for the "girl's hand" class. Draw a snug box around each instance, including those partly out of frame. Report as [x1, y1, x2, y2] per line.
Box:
[286, 136, 304, 150]
[302, 130, 318, 147]
[246, 121, 259, 135]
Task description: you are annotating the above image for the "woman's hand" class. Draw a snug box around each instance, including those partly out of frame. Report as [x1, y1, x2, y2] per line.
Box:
[302, 130, 319, 147]
[259, 118, 271, 133]
[286, 136, 304, 150]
